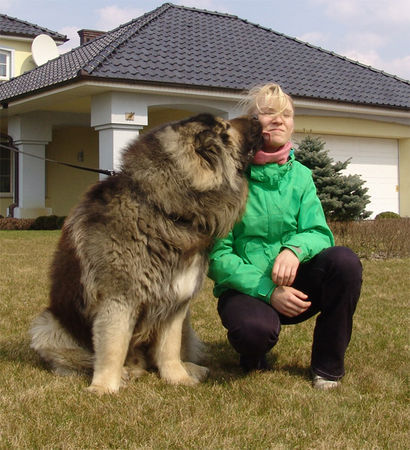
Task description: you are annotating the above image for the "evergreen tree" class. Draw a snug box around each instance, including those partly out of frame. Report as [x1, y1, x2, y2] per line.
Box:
[294, 136, 371, 221]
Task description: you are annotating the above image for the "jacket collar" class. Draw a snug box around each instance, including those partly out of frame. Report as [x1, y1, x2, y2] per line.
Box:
[247, 151, 295, 187]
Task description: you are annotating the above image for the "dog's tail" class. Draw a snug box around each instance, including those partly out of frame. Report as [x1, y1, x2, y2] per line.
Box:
[29, 309, 94, 375]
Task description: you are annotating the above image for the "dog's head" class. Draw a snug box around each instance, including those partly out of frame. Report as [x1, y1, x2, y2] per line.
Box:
[161, 113, 263, 192]
[120, 113, 263, 237]
[122, 113, 263, 195]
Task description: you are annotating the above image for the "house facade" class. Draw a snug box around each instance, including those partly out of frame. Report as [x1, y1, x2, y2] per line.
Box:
[0, 3, 409, 219]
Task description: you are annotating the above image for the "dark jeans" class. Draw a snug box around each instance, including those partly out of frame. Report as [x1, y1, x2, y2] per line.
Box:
[217, 246, 362, 380]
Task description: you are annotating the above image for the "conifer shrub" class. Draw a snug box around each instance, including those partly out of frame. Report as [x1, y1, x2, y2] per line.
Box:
[295, 136, 372, 221]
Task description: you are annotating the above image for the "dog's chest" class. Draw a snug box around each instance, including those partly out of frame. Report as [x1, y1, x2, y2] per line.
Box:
[171, 254, 204, 302]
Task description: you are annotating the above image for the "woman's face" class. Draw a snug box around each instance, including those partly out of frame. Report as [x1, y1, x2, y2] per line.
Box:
[257, 100, 294, 152]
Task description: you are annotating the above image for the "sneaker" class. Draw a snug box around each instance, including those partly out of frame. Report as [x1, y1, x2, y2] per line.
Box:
[312, 374, 340, 390]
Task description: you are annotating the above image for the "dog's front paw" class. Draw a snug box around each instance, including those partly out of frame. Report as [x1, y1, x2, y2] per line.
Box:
[183, 362, 209, 382]
[86, 383, 119, 395]
[160, 361, 200, 386]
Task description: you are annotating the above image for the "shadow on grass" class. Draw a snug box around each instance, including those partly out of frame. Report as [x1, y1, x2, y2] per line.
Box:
[204, 340, 311, 383]
[0, 337, 94, 388]
[278, 364, 311, 380]
[0, 337, 38, 366]
[0, 336, 72, 371]
[0, 335, 311, 387]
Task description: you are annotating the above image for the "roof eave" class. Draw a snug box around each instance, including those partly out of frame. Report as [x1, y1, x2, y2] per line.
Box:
[0, 31, 68, 43]
[1, 75, 409, 116]
[1, 72, 86, 107]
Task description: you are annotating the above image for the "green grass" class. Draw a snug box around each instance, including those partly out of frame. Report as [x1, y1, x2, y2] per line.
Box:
[0, 231, 409, 449]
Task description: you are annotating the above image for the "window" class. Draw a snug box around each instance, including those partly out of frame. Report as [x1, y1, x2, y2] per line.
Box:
[0, 146, 12, 194]
[0, 49, 11, 80]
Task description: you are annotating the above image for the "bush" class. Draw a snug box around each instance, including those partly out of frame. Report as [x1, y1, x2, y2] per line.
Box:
[0, 216, 66, 230]
[29, 215, 66, 230]
[330, 218, 410, 259]
[56, 216, 67, 229]
[0, 218, 35, 230]
[375, 211, 401, 220]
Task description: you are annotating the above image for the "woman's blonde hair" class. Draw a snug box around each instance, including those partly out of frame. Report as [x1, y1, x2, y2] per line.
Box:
[240, 83, 294, 117]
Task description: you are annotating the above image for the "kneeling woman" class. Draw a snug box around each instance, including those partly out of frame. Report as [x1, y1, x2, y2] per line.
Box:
[208, 83, 362, 390]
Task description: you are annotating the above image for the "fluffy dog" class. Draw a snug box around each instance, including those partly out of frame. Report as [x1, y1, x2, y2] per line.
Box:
[29, 113, 262, 394]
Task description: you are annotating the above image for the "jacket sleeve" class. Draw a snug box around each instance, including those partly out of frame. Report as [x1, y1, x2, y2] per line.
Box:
[280, 174, 334, 262]
[208, 231, 276, 304]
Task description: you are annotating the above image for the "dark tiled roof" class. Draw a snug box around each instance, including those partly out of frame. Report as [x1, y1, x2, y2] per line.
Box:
[0, 3, 409, 109]
[0, 13, 67, 42]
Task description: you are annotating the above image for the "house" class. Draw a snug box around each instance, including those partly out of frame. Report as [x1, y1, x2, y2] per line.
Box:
[0, 2, 409, 219]
[0, 13, 67, 216]
[0, 13, 67, 80]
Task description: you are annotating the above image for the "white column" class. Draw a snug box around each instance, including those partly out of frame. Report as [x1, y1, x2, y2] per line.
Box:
[95, 124, 143, 179]
[91, 92, 148, 179]
[8, 114, 52, 218]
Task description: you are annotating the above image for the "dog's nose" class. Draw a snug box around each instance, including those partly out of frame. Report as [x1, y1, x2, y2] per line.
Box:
[250, 118, 262, 135]
[250, 116, 261, 130]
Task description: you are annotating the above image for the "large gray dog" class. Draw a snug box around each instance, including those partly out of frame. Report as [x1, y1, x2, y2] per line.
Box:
[30, 113, 262, 394]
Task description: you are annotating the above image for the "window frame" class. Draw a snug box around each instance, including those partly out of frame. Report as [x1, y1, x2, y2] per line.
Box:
[0, 47, 13, 81]
[0, 146, 13, 196]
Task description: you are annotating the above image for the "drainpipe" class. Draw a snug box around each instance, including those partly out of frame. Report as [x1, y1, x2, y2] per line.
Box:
[0, 133, 19, 217]
[11, 141, 19, 217]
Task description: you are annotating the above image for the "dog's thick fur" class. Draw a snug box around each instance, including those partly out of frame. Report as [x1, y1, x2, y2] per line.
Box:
[29, 113, 262, 394]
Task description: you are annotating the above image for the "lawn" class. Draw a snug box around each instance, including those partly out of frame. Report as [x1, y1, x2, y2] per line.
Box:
[0, 231, 408, 449]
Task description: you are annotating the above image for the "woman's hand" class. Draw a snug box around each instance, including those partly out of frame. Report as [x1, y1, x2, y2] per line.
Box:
[270, 286, 311, 317]
[272, 248, 300, 286]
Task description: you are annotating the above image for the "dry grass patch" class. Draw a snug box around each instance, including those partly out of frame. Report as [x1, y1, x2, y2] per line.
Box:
[0, 231, 409, 449]
[330, 218, 410, 259]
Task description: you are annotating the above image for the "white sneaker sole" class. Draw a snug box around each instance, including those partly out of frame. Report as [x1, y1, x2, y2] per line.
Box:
[312, 375, 340, 390]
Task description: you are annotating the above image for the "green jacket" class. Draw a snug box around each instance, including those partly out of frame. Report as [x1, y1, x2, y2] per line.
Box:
[208, 152, 334, 304]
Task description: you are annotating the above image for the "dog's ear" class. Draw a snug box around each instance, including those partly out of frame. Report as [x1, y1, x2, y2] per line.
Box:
[195, 129, 215, 147]
[194, 130, 222, 165]
[186, 129, 224, 190]
[176, 113, 217, 129]
[192, 113, 218, 128]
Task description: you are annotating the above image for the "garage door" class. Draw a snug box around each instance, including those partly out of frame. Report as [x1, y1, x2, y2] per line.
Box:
[294, 133, 399, 218]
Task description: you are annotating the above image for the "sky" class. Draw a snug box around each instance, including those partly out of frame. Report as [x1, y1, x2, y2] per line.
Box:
[2, 0, 410, 81]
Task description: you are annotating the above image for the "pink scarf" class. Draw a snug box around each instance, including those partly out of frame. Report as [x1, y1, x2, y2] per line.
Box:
[253, 141, 292, 165]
